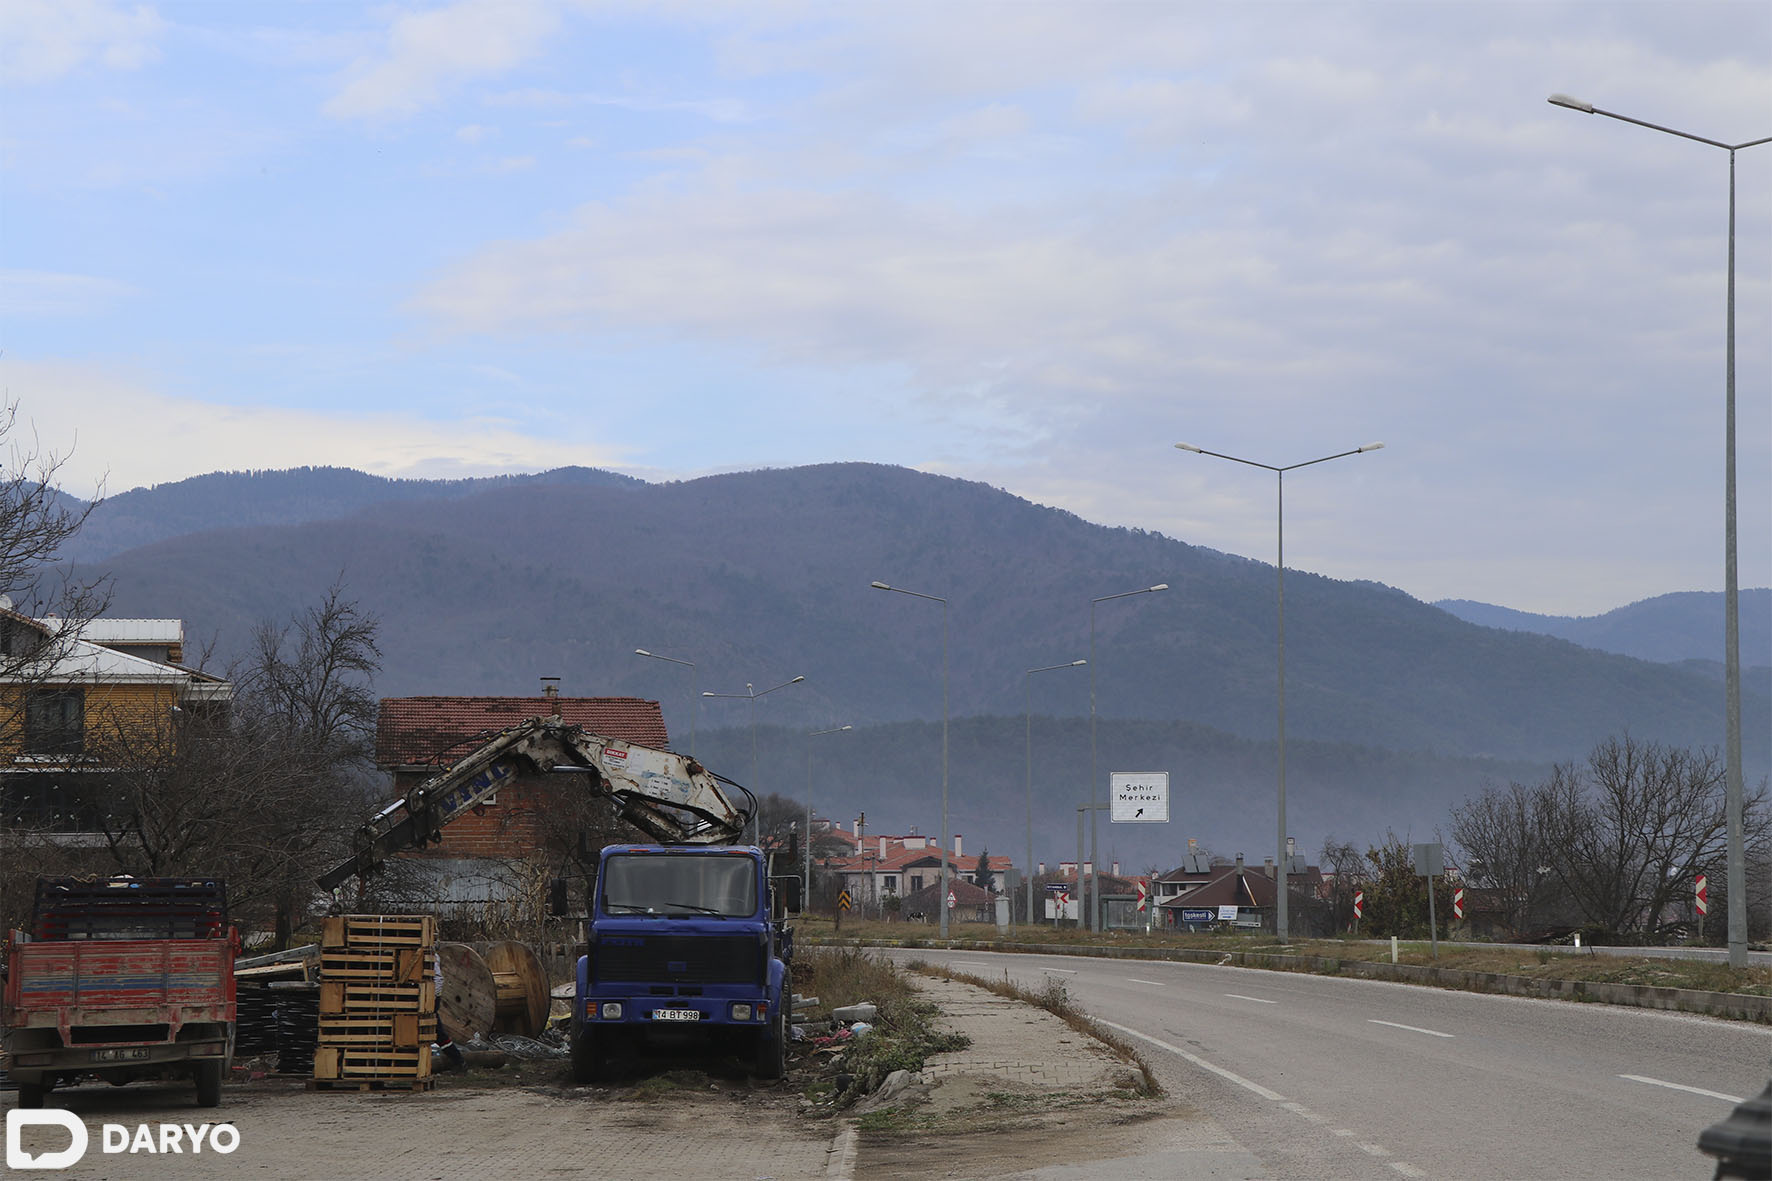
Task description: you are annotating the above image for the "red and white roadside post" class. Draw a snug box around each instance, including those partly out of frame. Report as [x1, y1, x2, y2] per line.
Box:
[1453, 887, 1465, 922]
[1696, 873, 1709, 935]
[1352, 889, 1364, 932]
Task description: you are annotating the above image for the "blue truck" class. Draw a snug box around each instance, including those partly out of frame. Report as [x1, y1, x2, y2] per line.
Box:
[571, 843, 798, 1081]
[319, 716, 798, 1081]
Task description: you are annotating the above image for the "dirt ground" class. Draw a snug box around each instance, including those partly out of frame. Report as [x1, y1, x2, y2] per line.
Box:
[4, 1048, 1208, 1180]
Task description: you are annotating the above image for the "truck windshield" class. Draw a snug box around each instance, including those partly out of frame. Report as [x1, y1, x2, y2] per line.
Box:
[602, 854, 757, 918]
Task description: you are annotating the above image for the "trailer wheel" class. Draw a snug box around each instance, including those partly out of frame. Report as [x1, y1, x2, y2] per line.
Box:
[753, 972, 789, 1080]
[16, 1081, 45, 1108]
[195, 1059, 223, 1107]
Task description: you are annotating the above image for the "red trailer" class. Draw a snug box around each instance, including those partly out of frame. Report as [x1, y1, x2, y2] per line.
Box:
[4, 877, 237, 1108]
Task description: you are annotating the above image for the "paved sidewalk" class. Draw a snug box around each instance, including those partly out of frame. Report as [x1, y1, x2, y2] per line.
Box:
[910, 974, 1134, 1090]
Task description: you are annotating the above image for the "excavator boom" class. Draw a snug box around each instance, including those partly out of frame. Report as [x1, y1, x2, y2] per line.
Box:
[317, 717, 753, 891]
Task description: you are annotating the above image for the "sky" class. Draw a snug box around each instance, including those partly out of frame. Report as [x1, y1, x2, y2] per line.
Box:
[4, 0, 1768, 618]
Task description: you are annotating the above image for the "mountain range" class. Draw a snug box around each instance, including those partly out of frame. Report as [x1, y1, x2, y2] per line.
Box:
[49, 463, 1770, 868]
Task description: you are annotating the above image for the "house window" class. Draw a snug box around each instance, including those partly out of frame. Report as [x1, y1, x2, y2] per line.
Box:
[884, 876, 898, 894]
[25, 689, 84, 756]
[910, 874, 924, 892]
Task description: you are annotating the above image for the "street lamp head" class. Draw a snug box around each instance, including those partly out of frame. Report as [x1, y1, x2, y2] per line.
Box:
[1148, 583, 1169, 592]
[1070, 659, 1087, 667]
[870, 580, 892, 591]
[634, 648, 652, 656]
[1173, 442, 1203, 454]
[790, 675, 805, 684]
[839, 724, 852, 731]
[1357, 441, 1385, 453]
[1548, 93, 1594, 114]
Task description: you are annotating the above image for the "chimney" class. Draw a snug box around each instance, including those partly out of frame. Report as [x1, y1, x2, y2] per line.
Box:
[1112, 861, 1120, 878]
[540, 677, 562, 716]
[878, 837, 886, 858]
[1037, 862, 1046, 876]
[954, 833, 963, 860]
[856, 813, 865, 853]
[1264, 857, 1275, 879]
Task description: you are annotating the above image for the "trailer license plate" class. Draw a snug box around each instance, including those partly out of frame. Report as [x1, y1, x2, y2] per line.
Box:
[653, 1008, 700, 1022]
[91, 1048, 152, 1061]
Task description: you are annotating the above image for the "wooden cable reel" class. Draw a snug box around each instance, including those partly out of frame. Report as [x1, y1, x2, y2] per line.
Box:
[483, 940, 551, 1037]
[435, 941, 550, 1041]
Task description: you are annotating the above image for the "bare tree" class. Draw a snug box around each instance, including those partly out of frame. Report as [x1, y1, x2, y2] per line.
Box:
[1450, 780, 1562, 935]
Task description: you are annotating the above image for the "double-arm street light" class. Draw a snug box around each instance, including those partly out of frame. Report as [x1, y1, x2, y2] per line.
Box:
[634, 648, 696, 755]
[870, 580, 952, 938]
[704, 675, 806, 844]
[1026, 659, 1085, 928]
[806, 724, 852, 892]
[1090, 585, 1167, 932]
[1174, 441, 1384, 941]
[1548, 93, 1768, 970]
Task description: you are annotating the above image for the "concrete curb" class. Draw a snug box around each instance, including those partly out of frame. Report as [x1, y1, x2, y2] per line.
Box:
[817, 937, 1772, 1023]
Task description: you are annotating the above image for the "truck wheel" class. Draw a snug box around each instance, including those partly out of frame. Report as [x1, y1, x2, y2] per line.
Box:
[753, 974, 789, 1080]
[195, 1059, 224, 1107]
[570, 1026, 604, 1084]
[16, 1081, 45, 1108]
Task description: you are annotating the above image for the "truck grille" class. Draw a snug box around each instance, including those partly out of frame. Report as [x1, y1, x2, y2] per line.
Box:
[595, 935, 761, 986]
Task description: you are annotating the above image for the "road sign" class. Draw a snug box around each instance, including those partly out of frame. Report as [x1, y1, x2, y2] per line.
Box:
[1136, 879, 1149, 912]
[947, 890, 956, 910]
[1412, 843, 1444, 877]
[1217, 904, 1238, 922]
[1353, 889, 1364, 920]
[837, 890, 852, 911]
[1453, 887, 1465, 920]
[1180, 908, 1215, 924]
[1696, 874, 1709, 916]
[1109, 772, 1169, 822]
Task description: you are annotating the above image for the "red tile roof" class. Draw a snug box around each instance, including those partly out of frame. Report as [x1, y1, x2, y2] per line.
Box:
[376, 696, 669, 767]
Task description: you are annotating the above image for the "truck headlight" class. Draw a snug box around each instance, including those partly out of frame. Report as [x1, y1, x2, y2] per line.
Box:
[599, 1002, 623, 1020]
[730, 1003, 753, 1022]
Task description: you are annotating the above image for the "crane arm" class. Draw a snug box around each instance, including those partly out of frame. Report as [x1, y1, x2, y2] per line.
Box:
[317, 717, 753, 891]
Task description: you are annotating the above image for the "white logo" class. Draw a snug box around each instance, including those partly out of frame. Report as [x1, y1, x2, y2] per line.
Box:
[6, 1110, 87, 1171]
[5, 1110, 240, 1169]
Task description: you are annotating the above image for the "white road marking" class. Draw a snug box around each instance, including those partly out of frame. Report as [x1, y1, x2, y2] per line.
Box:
[1041, 967, 1078, 975]
[1332, 1130, 1356, 1138]
[1390, 1162, 1427, 1178]
[1359, 1143, 1389, 1157]
[1225, 993, 1277, 1004]
[1282, 1102, 1328, 1124]
[1620, 1074, 1745, 1104]
[1368, 1019, 1454, 1038]
[950, 961, 993, 969]
[1097, 1019, 1286, 1102]
[1125, 977, 1167, 986]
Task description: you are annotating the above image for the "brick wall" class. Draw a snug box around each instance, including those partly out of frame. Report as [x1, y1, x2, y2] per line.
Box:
[395, 775, 554, 861]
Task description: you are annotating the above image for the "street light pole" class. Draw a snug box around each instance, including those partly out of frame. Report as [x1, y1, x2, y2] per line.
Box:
[870, 580, 951, 939]
[634, 648, 696, 756]
[806, 724, 852, 894]
[1026, 659, 1085, 928]
[703, 675, 806, 844]
[1174, 440, 1384, 942]
[1548, 92, 1768, 971]
[1089, 585, 1167, 932]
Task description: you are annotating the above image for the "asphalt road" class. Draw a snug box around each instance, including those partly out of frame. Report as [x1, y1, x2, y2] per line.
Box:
[890, 948, 1769, 1180]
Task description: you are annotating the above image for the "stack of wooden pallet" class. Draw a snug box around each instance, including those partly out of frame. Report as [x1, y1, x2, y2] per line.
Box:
[312, 914, 438, 1092]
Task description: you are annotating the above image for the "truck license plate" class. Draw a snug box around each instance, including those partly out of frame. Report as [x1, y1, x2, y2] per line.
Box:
[652, 1008, 701, 1022]
[91, 1048, 152, 1061]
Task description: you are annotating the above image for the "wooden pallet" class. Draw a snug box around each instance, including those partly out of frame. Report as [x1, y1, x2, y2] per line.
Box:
[318, 1012, 436, 1048]
[313, 1045, 431, 1082]
[319, 947, 435, 984]
[321, 914, 437, 951]
[307, 1076, 435, 1093]
[320, 980, 436, 1016]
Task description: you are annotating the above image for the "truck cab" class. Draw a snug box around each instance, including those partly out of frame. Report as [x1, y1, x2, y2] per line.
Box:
[570, 844, 797, 1082]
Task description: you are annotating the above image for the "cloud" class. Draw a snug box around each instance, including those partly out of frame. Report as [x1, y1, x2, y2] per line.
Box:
[1, 360, 625, 496]
[325, 0, 562, 121]
[0, 0, 162, 85]
[0, 270, 134, 316]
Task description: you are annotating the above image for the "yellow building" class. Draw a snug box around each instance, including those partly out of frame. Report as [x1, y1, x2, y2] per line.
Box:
[0, 611, 231, 832]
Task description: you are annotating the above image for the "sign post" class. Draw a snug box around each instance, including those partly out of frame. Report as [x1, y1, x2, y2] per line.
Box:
[1412, 843, 1443, 959]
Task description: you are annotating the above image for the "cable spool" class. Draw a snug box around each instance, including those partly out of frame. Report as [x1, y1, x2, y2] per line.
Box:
[435, 942, 498, 1043]
[483, 940, 550, 1037]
